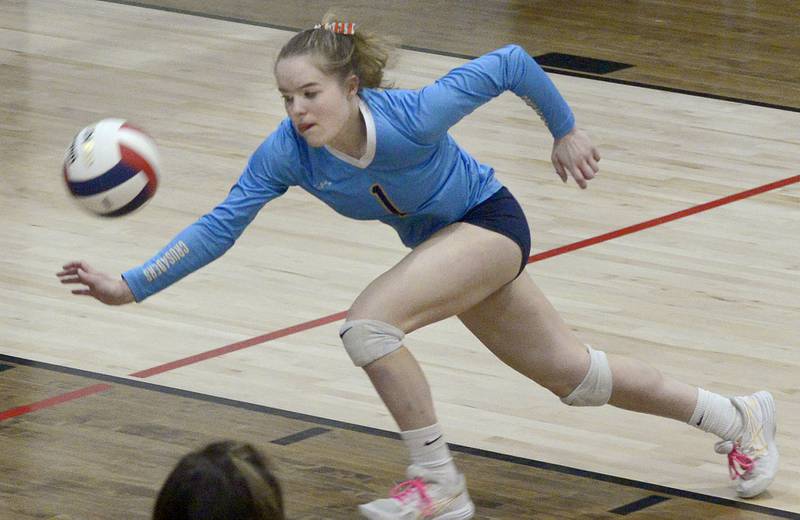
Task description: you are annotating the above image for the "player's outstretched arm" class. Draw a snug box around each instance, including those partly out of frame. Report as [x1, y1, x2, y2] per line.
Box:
[551, 127, 601, 189]
[57, 261, 135, 305]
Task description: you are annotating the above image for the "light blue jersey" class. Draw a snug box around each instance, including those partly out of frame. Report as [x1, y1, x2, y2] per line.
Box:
[123, 45, 574, 301]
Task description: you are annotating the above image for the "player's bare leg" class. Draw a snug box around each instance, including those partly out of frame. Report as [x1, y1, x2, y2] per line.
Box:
[459, 271, 778, 498]
[345, 222, 521, 519]
[458, 271, 697, 418]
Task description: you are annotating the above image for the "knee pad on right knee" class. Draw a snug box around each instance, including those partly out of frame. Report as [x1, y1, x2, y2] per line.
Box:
[560, 345, 613, 407]
[339, 319, 405, 367]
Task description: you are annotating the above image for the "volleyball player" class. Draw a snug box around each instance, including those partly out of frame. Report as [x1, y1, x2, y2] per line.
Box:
[58, 17, 778, 519]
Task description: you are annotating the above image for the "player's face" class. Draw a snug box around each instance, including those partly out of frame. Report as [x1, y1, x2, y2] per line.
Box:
[275, 54, 357, 148]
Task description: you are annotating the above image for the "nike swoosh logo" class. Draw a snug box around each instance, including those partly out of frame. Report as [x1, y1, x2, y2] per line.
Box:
[424, 435, 443, 446]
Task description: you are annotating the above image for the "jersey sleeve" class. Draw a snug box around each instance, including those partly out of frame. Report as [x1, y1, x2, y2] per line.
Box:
[121, 122, 298, 302]
[398, 44, 575, 143]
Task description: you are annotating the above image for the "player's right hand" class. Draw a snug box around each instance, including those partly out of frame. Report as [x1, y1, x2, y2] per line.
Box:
[57, 261, 135, 305]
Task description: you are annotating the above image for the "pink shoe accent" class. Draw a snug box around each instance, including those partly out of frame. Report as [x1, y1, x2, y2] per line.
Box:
[726, 446, 755, 480]
[390, 478, 434, 515]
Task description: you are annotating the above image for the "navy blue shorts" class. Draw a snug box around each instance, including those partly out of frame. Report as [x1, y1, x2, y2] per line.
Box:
[459, 187, 531, 275]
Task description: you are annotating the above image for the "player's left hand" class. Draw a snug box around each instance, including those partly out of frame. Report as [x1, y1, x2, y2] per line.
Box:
[551, 127, 600, 189]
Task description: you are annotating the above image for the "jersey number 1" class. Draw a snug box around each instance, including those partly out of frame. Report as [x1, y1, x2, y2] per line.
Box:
[370, 184, 407, 217]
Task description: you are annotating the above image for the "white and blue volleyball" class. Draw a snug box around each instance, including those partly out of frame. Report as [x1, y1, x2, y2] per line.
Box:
[63, 118, 160, 217]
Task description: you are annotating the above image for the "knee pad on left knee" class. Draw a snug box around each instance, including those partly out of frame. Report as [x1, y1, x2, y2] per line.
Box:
[339, 319, 405, 367]
[560, 345, 613, 407]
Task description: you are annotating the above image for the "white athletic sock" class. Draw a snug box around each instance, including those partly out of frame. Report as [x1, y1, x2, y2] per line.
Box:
[401, 423, 459, 480]
[688, 388, 743, 441]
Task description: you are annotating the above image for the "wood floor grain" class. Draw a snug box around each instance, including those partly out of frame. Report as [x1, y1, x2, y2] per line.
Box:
[1, 1, 798, 518]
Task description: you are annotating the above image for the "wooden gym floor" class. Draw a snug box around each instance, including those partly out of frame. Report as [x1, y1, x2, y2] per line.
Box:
[0, 359, 792, 520]
[1, 1, 798, 518]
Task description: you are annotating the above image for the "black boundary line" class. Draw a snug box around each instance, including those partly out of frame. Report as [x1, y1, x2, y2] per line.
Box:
[609, 495, 671, 515]
[95, 0, 800, 113]
[2, 354, 797, 519]
[271, 427, 331, 446]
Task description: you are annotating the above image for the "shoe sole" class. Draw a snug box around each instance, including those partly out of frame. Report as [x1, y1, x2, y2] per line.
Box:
[433, 501, 475, 520]
[358, 502, 474, 520]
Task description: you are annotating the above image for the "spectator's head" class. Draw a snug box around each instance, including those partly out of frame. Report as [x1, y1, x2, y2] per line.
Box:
[153, 441, 285, 520]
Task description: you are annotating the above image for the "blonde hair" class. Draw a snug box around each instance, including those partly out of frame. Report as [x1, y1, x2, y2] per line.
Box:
[276, 13, 393, 89]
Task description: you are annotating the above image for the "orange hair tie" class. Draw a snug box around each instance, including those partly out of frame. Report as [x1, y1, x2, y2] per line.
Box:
[314, 22, 356, 35]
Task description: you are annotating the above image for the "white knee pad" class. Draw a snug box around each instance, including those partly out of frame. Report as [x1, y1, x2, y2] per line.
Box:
[560, 345, 613, 407]
[339, 319, 405, 367]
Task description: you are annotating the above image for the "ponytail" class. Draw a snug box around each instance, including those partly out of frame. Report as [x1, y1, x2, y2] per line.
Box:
[276, 13, 394, 90]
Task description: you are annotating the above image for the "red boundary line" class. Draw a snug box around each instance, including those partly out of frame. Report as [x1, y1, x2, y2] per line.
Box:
[2, 175, 797, 422]
[529, 175, 799, 262]
[130, 311, 347, 378]
[0, 383, 112, 421]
